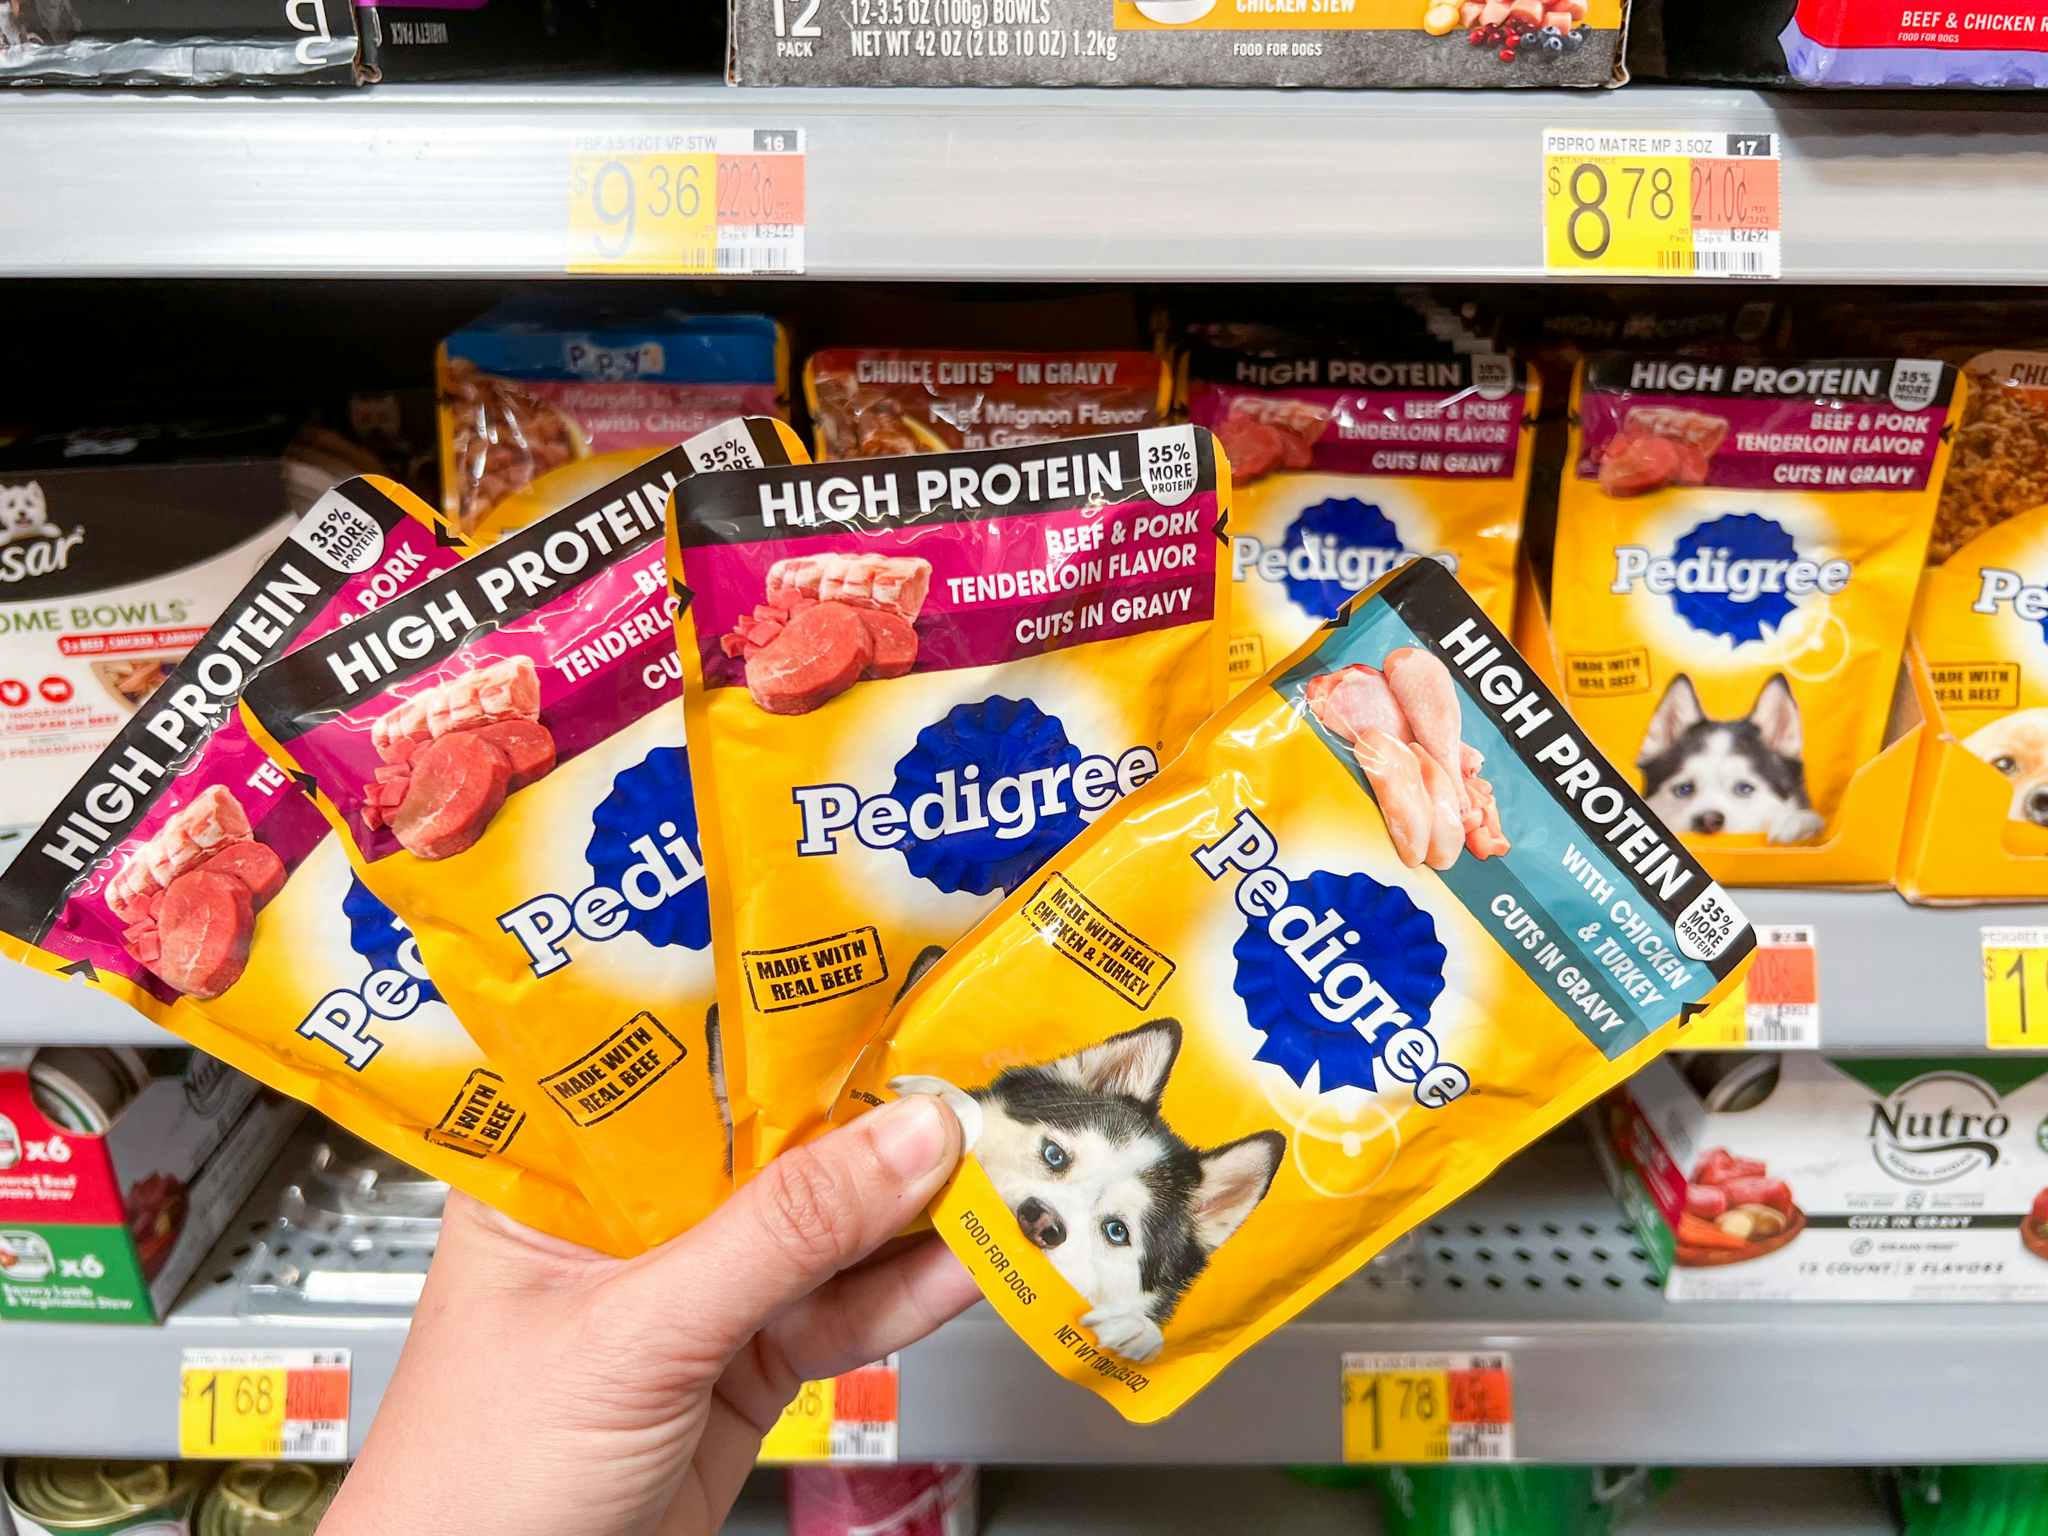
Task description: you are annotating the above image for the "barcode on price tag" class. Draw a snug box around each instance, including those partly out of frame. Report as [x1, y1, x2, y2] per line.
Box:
[567, 128, 804, 276]
[1542, 130, 1780, 279]
[178, 1349, 350, 1461]
[1689, 924, 1818, 1049]
[1341, 1352, 1512, 1463]
[759, 1355, 899, 1464]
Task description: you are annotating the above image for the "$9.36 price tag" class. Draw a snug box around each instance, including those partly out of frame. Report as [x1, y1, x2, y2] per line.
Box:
[1341, 1351, 1513, 1463]
[1543, 130, 1780, 279]
[758, 1355, 899, 1465]
[567, 129, 805, 276]
[1984, 927, 2048, 1049]
[179, 1349, 351, 1461]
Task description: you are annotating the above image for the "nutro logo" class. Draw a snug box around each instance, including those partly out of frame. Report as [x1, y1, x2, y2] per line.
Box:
[1867, 1069, 2009, 1184]
[1612, 512, 1848, 644]
[0, 481, 84, 583]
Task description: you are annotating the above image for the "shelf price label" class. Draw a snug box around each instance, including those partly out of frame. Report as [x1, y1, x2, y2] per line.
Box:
[1341, 1352, 1512, 1463]
[758, 1355, 899, 1464]
[178, 1349, 350, 1461]
[567, 128, 805, 276]
[1690, 924, 1820, 1050]
[1542, 130, 1780, 279]
[1984, 927, 2048, 1049]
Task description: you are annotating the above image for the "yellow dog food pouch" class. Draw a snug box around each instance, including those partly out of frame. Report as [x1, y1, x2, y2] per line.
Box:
[0, 478, 619, 1251]
[243, 422, 805, 1250]
[849, 556, 1755, 1421]
[671, 427, 1230, 1166]
[1552, 355, 1960, 850]
[1181, 330, 1535, 689]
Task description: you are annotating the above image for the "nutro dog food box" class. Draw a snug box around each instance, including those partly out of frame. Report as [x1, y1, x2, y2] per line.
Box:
[1602, 1053, 2048, 1301]
[728, 0, 1628, 87]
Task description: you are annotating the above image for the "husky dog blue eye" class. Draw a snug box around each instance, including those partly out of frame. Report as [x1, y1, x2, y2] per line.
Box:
[1673, 781, 1695, 799]
[1733, 781, 1756, 797]
[1040, 1137, 1069, 1171]
[1102, 1217, 1131, 1247]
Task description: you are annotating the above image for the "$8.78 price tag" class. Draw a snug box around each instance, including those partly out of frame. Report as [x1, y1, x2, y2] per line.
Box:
[178, 1349, 350, 1461]
[1984, 927, 2048, 1049]
[567, 129, 804, 276]
[1341, 1352, 1513, 1463]
[1542, 130, 1781, 279]
[758, 1355, 899, 1464]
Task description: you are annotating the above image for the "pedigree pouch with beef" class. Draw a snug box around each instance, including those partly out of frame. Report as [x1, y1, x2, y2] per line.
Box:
[804, 348, 1170, 460]
[849, 556, 1755, 1422]
[0, 479, 620, 1252]
[1551, 355, 1958, 860]
[671, 427, 1229, 1167]
[243, 421, 807, 1249]
[1180, 334, 1534, 690]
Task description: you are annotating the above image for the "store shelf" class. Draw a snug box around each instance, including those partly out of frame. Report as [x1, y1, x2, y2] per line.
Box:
[0, 886, 2026, 1050]
[7, 1130, 2048, 1463]
[1, 83, 2047, 281]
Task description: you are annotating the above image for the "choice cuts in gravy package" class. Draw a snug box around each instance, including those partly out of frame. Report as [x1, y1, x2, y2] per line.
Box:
[243, 422, 807, 1250]
[670, 427, 1230, 1167]
[1551, 355, 1959, 858]
[850, 557, 1756, 1421]
[1179, 333, 1536, 689]
[0, 480, 620, 1252]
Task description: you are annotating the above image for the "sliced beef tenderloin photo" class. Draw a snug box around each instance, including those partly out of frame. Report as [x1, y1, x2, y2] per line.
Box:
[390, 730, 513, 861]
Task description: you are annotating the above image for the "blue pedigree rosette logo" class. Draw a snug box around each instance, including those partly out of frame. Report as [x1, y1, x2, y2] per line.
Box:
[1669, 512, 1799, 643]
[343, 876, 441, 1006]
[584, 745, 712, 950]
[1282, 498, 1405, 618]
[1230, 868, 1448, 1093]
[889, 695, 1089, 898]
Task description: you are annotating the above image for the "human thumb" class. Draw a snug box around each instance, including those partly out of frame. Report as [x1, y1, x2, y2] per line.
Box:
[616, 1094, 964, 1366]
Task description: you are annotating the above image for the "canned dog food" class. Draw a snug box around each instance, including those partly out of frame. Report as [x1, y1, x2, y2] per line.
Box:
[25, 1048, 149, 1135]
[4, 1459, 209, 1534]
[194, 1464, 341, 1536]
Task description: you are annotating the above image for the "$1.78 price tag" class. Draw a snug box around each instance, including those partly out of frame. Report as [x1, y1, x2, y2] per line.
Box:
[1341, 1352, 1513, 1463]
[179, 1349, 351, 1461]
[567, 129, 804, 276]
[1542, 130, 1780, 278]
[758, 1355, 899, 1464]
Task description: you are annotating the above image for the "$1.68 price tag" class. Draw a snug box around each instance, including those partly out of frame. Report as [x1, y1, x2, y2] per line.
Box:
[1542, 130, 1780, 278]
[567, 129, 804, 276]
[1341, 1351, 1513, 1463]
[178, 1349, 350, 1461]
[1984, 927, 2048, 1049]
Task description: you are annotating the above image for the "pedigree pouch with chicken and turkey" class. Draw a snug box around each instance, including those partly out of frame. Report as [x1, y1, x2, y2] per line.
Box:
[1551, 356, 1958, 869]
[0, 480, 620, 1251]
[670, 427, 1230, 1167]
[849, 556, 1755, 1422]
[1180, 332, 1535, 690]
[243, 421, 806, 1250]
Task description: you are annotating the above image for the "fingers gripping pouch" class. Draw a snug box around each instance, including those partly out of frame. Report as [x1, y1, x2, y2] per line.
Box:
[849, 558, 1756, 1422]
[1551, 356, 1960, 877]
[242, 420, 808, 1250]
[670, 427, 1231, 1167]
[1180, 335, 1535, 692]
[0, 479, 620, 1252]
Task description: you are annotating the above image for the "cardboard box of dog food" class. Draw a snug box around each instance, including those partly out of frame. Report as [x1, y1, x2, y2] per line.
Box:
[1600, 1053, 2048, 1301]
[0, 1048, 302, 1323]
[728, 0, 1628, 87]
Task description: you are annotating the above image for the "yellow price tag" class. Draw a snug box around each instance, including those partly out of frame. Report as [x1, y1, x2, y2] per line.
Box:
[568, 152, 716, 275]
[1542, 129, 1781, 279]
[759, 1357, 899, 1464]
[178, 1349, 350, 1462]
[1983, 927, 2048, 1049]
[1341, 1352, 1512, 1463]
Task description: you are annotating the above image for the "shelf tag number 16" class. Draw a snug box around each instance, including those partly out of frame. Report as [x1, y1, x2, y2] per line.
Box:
[568, 152, 715, 274]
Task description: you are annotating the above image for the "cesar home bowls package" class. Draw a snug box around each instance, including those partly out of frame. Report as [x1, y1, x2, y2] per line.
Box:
[669, 428, 1230, 1168]
[1550, 355, 1960, 885]
[243, 422, 806, 1251]
[1604, 1053, 2048, 1302]
[852, 556, 1754, 1421]
[0, 478, 618, 1252]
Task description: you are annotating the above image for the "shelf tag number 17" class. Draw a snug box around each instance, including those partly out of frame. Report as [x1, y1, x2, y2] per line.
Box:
[1983, 928, 2048, 1049]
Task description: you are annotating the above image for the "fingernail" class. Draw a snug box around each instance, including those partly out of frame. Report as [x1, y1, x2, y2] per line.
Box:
[872, 1094, 950, 1179]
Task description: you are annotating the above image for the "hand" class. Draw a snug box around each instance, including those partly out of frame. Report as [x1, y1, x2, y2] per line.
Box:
[323, 1095, 972, 1536]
